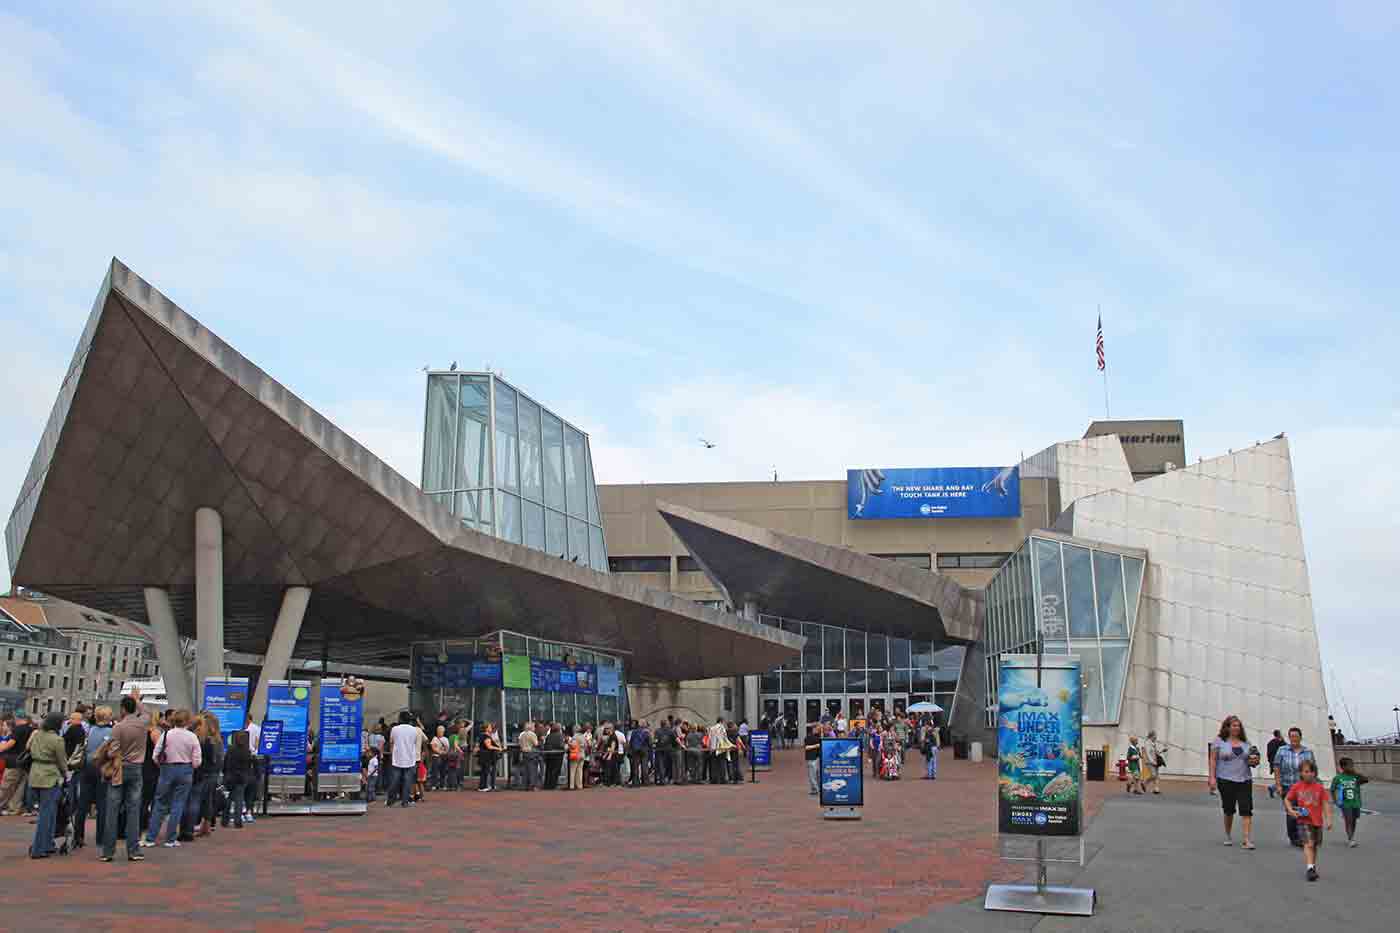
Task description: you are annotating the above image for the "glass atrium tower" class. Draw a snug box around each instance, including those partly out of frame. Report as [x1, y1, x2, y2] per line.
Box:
[422, 372, 608, 572]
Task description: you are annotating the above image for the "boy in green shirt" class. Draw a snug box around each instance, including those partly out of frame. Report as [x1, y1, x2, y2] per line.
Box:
[1330, 756, 1369, 847]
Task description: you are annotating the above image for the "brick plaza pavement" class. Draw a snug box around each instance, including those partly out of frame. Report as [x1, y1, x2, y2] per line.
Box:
[2, 748, 1109, 932]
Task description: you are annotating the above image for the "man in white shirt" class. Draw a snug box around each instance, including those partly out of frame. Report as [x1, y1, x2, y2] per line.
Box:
[836, 713, 848, 735]
[387, 712, 420, 808]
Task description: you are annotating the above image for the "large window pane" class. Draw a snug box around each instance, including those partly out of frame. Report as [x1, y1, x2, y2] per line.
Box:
[423, 375, 457, 492]
[555, 693, 575, 725]
[1094, 550, 1128, 637]
[497, 492, 522, 544]
[802, 624, 823, 670]
[504, 688, 528, 736]
[823, 627, 843, 669]
[911, 670, 933, 693]
[802, 671, 822, 693]
[564, 426, 587, 518]
[518, 396, 543, 502]
[1100, 644, 1130, 721]
[567, 516, 588, 563]
[457, 490, 495, 535]
[890, 637, 911, 669]
[933, 646, 965, 692]
[889, 668, 910, 693]
[867, 633, 887, 668]
[457, 376, 491, 490]
[529, 691, 549, 723]
[1065, 545, 1097, 637]
[866, 670, 888, 692]
[545, 509, 566, 559]
[781, 672, 802, 693]
[542, 412, 565, 510]
[493, 382, 519, 493]
[911, 640, 933, 673]
[1123, 557, 1144, 633]
[588, 525, 607, 572]
[823, 671, 844, 692]
[1034, 538, 1068, 647]
[846, 669, 869, 692]
[523, 500, 545, 550]
[584, 437, 600, 524]
[1075, 643, 1106, 722]
[761, 673, 780, 693]
[846, 630, 866, 669]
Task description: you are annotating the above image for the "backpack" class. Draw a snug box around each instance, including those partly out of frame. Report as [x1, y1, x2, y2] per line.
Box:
[629, 729, 649, 752]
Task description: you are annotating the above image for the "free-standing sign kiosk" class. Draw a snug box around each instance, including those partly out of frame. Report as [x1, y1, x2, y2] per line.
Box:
[985, 654, 1094, 916]
[819, 736, 864, 820]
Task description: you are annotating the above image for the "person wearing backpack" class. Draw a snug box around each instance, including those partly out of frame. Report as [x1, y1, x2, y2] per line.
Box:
[72, 706, 114, 849]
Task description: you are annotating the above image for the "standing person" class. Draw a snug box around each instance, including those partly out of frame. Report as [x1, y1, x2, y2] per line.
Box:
[74, 706, 114, 850]
[922, 721, 940, 780]
[804, 724, 821, 795]
[543, 722, 566, 789]
[62, 709, 90, 761]
[653, 719, 675, 786]
[182, 713, 221, 841]
[429, 725, 450, 791]
[244, 715, 262, 821]
[477, 723, 502, 792]
[1207, 715, 1259, 849]
[1265, 729, 1285, 798]
[626, 720, 650, 787]
[363, 747, 381, 803]
[386, 712, 419, 807]
[1283, 759, 1332, 882]
[868, 727, 882, 779]
[566, 726, 585, 791]
[684, 722, 704, 784]
[707, 717, 731, 784]
[1330, 757, 1368, 847]
[140, 714, 162, 834]
[1141, 731, 1164, 794]
[143, 709, 201, 849]
[1272, 727, 1315, 847]
[0, 711, 34, 815]
[221, 731, 256, 828]
[25, 713, 69, 858]
[518, 720, 542, 791]
[102, 692, 150, 862]
[1125, 736, 1145, 794]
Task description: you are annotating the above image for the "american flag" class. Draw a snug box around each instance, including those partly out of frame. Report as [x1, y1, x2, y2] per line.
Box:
[1095, 315, 1105, 371]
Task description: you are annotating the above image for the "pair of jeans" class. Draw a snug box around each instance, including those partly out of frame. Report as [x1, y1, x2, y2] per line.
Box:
[430, 756, 448, 790]
[180, 777, 210, 837]
[522, 751, 543, 789]
[478, 755, 498, 790]
[627, 751, 646, 787]
[223, 781, 252, 826]
[807, 758, 820, 794]
[145, 763, 193, 844]
[364, 772, 377, 802]
[387, 764, 415, 805]
[30, 784, 61, 856]
[654, 750, 673, 784]
[0, 767, 25, 813]
[75, 763, 107, 846]
[103, 764, 144, 858]
[544, 752, 563, 789]
[925, 746, 938, 779]
[685, 750, 703, 783]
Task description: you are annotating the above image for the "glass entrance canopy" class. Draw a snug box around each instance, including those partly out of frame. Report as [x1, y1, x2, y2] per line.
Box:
[422, 372, 608, 571]
[983, 532, 1145, 726]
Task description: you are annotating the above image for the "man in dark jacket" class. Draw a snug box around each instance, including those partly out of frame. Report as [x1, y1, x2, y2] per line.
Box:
[542, 723, 566, 789]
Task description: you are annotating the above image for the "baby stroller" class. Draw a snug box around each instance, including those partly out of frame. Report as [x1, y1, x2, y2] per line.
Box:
[43, 775, 78, 856]
[880, 745, 901, 780]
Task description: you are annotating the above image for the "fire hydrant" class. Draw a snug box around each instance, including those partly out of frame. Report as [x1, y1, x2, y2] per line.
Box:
[1116, 757, 1129, 781]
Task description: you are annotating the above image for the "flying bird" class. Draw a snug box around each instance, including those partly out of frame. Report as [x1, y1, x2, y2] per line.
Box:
[699, 438, 716, 449]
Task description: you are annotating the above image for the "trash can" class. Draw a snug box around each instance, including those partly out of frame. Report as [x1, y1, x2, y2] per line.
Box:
[970, 741, 983, 763]
[953, 739, 969, 760]
[1086, 748, 1106, 781]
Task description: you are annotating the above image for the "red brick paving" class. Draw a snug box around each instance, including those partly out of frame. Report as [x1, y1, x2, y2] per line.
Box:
[1, 751, 1112, 931]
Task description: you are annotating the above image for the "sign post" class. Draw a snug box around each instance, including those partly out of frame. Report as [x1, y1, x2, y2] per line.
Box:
[265, 680, 312, 800]
[985, 654, 1094, 916]
[818, 736, 863, 820]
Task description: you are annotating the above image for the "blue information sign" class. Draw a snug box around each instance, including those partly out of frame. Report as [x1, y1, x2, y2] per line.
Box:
[597, 667, 620, 698]
[202, 677, 249, 748]
[748, 730, 771, 770]
[257, 720, 283, 757]
[414, 652, 502, 688]
[819, 737, 865, 808]
[530, 659, 598, 694]
[317, 681, 364, 775]
[847, 466, 1020, 519]
[266, 681, 311, 777]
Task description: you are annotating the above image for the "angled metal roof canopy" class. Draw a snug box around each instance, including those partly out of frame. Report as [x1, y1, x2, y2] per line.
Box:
[656, 501, 983, 643]
[3, 260, 801, 679]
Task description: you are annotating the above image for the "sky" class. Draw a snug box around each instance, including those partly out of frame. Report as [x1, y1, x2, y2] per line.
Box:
[1, 2, 1396, 736]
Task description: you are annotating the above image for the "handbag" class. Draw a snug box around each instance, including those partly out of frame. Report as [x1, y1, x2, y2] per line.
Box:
[1155, 753, 1166, 768]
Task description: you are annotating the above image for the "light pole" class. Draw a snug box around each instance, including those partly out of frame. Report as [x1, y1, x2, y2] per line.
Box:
[1393, 705, 1399, 742]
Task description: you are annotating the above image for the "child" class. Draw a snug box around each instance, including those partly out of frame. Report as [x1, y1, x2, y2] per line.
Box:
[1330, 757, 1368, 847]
[1284, 759, 1332, 881]
[364, 748, 380, 803]
[1125, 736, 1144, 794]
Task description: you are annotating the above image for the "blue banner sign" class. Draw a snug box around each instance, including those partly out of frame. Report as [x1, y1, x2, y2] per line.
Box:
[414, 651, 502, 689]
[819, 737, 864, 808]
[847, 466, 1020, 519]
[202, 677, 249, 747]
[597, 666, 620, 698]
[530, 659, 598, 694]
[257, 720, 283, 757]
[748, 730, 771, 770]
[318, 680, 365, 775]
[265, 681, 311, 777]
[996, 655, 1083, 837]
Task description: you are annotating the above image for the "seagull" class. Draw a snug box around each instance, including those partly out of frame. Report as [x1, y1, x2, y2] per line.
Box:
[699, 438, 716, 449]
[449, 361, 457, 371]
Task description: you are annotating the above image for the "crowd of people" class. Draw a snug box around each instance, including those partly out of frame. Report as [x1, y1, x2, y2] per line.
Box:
[800, 710, 944, 793]
[0, 689, 264, 861]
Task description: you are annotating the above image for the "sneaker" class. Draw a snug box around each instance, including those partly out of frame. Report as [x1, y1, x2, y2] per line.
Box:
[163, 840, 181, 848]
[99, 854, 114, 862]
[1242, 841, 1255, 850]
[1222, 838, 1232, 846]
[1306, 867, 1318, 882]
[1348, 840, 1358, 848]
[128, 853, 146, 862]
[139, 839, 158, 848]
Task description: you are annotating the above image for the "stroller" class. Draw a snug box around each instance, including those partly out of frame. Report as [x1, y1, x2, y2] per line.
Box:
[39, 776, 78, 856]
[880, 745, 901, 780]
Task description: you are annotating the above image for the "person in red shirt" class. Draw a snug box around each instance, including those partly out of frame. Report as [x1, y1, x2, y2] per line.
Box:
[1283, 759, 1332, 882]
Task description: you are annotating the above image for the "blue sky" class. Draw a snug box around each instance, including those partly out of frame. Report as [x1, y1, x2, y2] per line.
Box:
[2, 3, 1396, 735]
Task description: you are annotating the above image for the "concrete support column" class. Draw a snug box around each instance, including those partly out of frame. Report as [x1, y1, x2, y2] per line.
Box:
[194, 507, 225, 702]
[143, 587, 194, 711]
[741, 599, 761, 726]
[249, 586, 311, 723]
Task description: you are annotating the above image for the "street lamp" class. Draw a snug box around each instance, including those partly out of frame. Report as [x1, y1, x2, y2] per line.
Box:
[1393, 705, 1399, 741]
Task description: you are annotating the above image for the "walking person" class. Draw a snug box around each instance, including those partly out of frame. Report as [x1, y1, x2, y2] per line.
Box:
[804, 723, 821, 795]
[1330, 756, 1368, 847]
[73, 706, 114, 850]
[25, 713, 69, 859]
[1125, 736, 1145, 794]
[477, 722, 502, 792]
[1265, 729, 1285, 798]
[221, 731, 256, 828]
[1141, 731, 1164, 794]
[142, 710, 201, 849]
[922, 722, 940, 780]
[1271, 727, 1314, 847]
[1283, 759, 1331, 882]
[101, 692, 150, 862]
[1207, 715, 1259, 849]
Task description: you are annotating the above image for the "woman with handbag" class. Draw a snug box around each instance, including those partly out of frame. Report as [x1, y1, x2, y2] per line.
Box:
[26, 713, 69, 858]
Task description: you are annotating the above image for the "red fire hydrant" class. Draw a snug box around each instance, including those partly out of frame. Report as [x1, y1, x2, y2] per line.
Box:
[1116, 758, 1129, 781]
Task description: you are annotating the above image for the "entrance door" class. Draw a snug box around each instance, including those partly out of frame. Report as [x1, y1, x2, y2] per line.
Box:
[825, 698, 843, 721]
[893, 696, 908, 717]
[805, 698, 822, 728]
[783, 699, 799, 735]
[849, 697, 865, 720]
[762, 698, 779, 725]
[869, 697, 886, 721]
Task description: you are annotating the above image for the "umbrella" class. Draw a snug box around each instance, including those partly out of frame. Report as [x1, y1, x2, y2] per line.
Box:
[907, 701, 943, 713]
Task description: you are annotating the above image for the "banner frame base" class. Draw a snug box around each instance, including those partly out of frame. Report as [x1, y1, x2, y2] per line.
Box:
[983, 884, 1094, 916]
[822, 806, 861, 820]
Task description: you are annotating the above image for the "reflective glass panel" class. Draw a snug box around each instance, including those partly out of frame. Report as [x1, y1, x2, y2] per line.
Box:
[494, 382, 519, 493]
[564, 426, 587, 518]
[529, 692, 548, 723]
[1075, 643, 1106, 722]
[823, 627, 843, 669]
[584, 437, 600, 524]
[598, 694, 618, 723]
[911, 640, 933, 673]
[846, 630, 865, 669]
[588, 525, 607, 572]
[867, 633, 887, 668]
[1123, 556, 1144, 633]
[934, 646, 965, 691]
[518, 396, 543, 502]
[761, 673, 780, 693]
[1034, 538, 1068, 647]
[1100, 644, 1130, 721]
[1065, 545, 1097, 637]
[890, 637, 911, 669]
[497, 492, 522, 544]
[577, 695, 597, 725]
[889, 668, 910, 692]
[523, 500, 545, 550]
[545, 509, 566, 559]
[824, 671, 844, 692]
[542, 412, 565, 510]
[781, 672, 802, 693]
[457, 376, 491, 490]
[911, 670, 933, 693]
[866, 670, 888, 692]
[504, 688, 528, 735]
[567, 517, 588, 563]
[476, 687, 501, 732]
[846, 669, 868, 692]
[423, 375, 457, 492]
[802, 624, 823, 670]
[555, 693, 575, 725]
[1094, 550, 1128, 637]
[802, 671, 822, 693]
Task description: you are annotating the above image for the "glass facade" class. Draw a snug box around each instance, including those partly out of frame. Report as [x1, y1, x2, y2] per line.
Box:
[756, 614, 964, 728]
[422, 372, 608, 571]
[983, 533, 1145, 726]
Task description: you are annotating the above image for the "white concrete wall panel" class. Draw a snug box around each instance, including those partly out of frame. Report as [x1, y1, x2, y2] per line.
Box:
[1066, 438, 1333, 778]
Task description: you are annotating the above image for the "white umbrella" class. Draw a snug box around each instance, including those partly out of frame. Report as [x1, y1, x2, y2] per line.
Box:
[907, 701, 943, 713]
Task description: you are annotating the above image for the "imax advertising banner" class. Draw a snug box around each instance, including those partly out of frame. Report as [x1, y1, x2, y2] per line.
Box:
[847, 466, 1020, 519]
[266, 681, 312, 777]
[318, 681, 365, 775]
[819, 737, 864, 808]
[201, 677, 249, 747]
[996, 655, 1082, 836]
